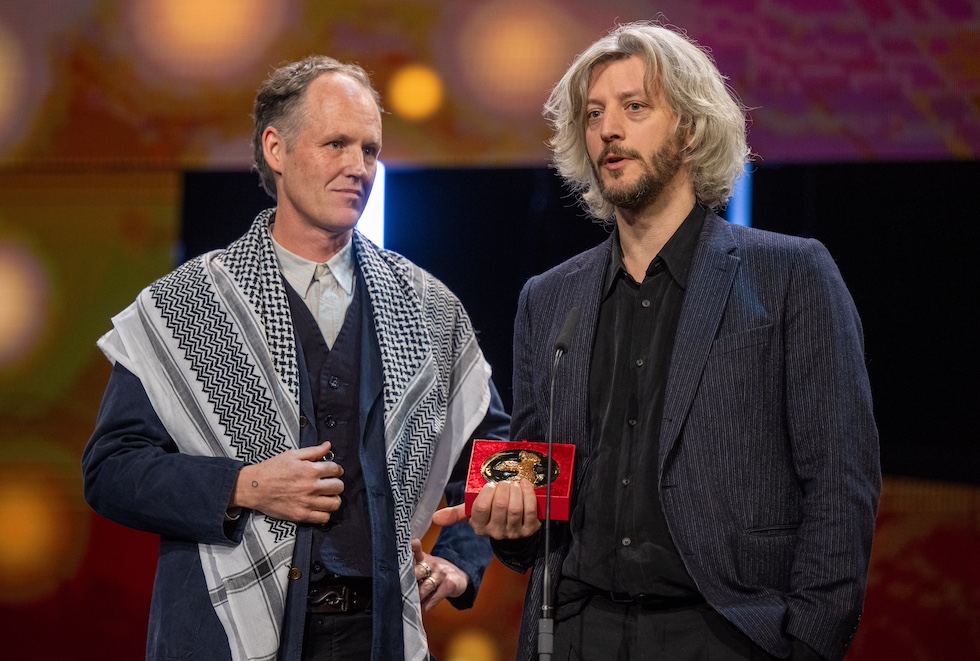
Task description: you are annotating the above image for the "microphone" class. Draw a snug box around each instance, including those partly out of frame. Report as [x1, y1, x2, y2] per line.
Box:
[553, 308, 580, 354]
[539, 307, 580, 661]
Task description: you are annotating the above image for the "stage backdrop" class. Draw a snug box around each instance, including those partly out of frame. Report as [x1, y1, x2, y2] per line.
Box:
[0, 1, 977, 659]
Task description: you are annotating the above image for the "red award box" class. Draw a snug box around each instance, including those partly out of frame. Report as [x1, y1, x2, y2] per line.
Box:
[464, 439, 576, 521]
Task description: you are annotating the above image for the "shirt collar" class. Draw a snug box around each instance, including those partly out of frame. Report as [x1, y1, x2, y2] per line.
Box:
[604, 204, 706, 296]
[271, 234, 356, 296]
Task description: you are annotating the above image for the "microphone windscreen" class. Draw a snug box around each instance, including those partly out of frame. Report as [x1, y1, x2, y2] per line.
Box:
[554, 308, 581, 353]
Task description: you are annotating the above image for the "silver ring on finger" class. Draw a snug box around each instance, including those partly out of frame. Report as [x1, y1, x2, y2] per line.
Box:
[416, 561, 432, 582]
[424, 576, 438, 589]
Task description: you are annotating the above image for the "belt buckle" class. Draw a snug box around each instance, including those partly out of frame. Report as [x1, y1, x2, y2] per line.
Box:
[608, 591, 637, 604]
[312, 585, 351, 612]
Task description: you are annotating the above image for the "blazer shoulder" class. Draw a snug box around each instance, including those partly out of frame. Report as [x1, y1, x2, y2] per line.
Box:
[726, 221, 809, 249]
[720, 221, 830, 263]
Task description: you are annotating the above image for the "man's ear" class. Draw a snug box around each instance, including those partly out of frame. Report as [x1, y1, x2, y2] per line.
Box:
[681, 120, 696, 152]
[262, 126, 285, 175]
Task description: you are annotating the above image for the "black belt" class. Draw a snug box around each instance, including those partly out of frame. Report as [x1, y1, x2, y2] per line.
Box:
[602, 592, 705, 610]
[308, 577, 372, 614]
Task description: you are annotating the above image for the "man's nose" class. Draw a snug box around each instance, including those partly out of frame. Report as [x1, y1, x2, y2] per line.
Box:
[342, 148, 368, 178]
[599, 110, 624, 143]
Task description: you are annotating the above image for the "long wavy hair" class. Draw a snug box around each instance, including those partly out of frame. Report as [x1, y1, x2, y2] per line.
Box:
[544, 21, 750, 219]
[252, 56, 382, 199]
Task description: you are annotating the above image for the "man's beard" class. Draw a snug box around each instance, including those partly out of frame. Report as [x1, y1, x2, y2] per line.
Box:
[595, 133, 686, 211]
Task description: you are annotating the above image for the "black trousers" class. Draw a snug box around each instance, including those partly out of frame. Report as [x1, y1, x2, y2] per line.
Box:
[302, 610, 373, 661]
[553, 596, 779, 661]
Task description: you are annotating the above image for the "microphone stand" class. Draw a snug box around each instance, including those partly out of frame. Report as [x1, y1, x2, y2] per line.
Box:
[538, 344, 564, 661]
[538, 308, 579, 660]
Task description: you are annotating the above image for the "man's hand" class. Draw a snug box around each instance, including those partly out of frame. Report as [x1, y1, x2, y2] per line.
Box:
[431, 479, 541, 539]
[412, 539, 468, 613]
[230, 441, 344, 524]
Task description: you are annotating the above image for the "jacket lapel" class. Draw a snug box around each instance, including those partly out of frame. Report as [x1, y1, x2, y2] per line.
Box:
[557, 237, 612, 462]
[357, 274, 384, 439]
[659, 214, 739, 470]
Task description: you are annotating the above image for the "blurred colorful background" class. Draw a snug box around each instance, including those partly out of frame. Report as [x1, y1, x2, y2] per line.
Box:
[0, 1, 977, 659]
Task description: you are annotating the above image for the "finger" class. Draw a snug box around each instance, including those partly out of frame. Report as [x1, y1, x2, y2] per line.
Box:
[488, 481, 517, 532]
[412, 538, 423, 561]
[295, 441, 333, 462]
[315, 477, 345, 497]
[318, 494, 342, 513]
[469, 483, 498, 530]
[315, 460, 345, 478]
[520, 478, 541, 532]
[506, 479, 528, 531]
[431, 504, 468, 527]
[422, 586, 444, 613]
[306, 508, 333, 526]
[419, 575, 439, 601]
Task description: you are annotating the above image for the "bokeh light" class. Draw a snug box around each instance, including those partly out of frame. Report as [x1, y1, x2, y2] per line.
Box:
[444, 628, 499, 661]
[456, 0, 586, 116]
[125, 0, 289, 83]
[388, 64, 445, 122]
[0, 447, 89, 604]
[0, 240, 50, 369]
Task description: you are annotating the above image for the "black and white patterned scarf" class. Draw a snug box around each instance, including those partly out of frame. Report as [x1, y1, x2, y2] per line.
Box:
[98, 210, 491, 661]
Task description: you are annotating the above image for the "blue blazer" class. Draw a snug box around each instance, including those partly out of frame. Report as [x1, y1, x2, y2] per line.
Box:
[83, 282, 507, 661]
[504, 212, 880, 661]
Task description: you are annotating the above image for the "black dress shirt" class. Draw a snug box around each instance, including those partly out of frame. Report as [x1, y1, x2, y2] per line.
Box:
[558, 204, 706, 610]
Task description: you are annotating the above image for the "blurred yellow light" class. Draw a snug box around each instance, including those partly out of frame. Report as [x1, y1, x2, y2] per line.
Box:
[0, 460, 86, 604]
[457, 0, 584, 115]
[0, 482, 57, 573]
[445, 628, 498, 661]
[0, 241, 49, 368]
[389, 65, 445, 122]
[127, 0, 287, 82]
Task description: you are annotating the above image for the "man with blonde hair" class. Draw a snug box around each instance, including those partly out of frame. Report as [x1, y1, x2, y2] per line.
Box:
[438, 21, 880, 661]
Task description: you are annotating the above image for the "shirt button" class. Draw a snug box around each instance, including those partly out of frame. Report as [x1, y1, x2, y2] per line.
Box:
[628, 419, 637, 426]
[325, 416, 337, 428]
[635, 358, 644, 367]
[641, 299, 651, 308]
[288, 567, 302, 580]
[315, 264, 328, 277]
[299, 415, 308, 428]
[622, 478, 631, 486]
[312, 562, 323, 574]
[622, 537, 631, 547]
[328, 376, 340, 389]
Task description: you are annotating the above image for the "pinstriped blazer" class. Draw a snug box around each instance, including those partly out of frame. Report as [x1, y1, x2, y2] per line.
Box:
[504, 212, 880, 661]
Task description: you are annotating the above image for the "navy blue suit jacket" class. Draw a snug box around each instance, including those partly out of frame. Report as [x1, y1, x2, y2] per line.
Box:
[83, 283, 508, 661]
[503, 213, 880, 661]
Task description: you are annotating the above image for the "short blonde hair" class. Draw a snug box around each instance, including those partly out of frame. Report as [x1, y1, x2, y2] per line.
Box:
[544, 21, 750, 218]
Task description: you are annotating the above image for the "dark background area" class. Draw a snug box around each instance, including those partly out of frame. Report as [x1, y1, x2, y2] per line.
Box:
[181, 161, 979, 486]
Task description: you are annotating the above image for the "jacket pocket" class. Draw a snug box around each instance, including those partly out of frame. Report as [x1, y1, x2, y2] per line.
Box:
[739, 524, 799, 590]
[746, 523, 799, 537]
[710, 324, 773, 355]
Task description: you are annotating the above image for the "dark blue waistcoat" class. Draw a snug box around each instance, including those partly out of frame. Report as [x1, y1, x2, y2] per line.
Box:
[284, 278, 373, 578]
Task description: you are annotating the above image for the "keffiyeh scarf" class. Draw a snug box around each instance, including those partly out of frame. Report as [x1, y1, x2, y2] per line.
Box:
[98, 209, 491, 661]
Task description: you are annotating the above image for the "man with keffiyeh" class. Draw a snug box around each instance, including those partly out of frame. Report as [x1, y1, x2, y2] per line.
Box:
[82, 55, 509, 661]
